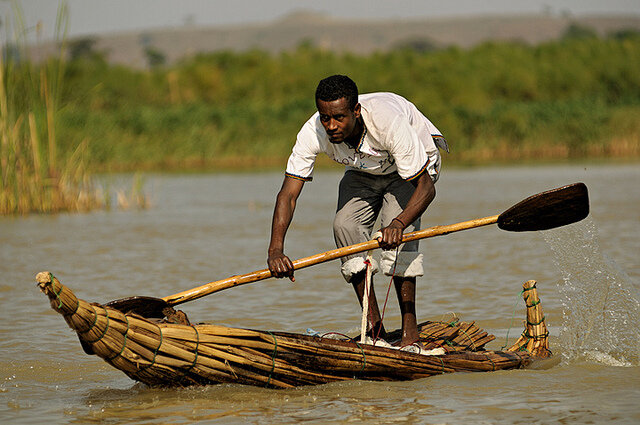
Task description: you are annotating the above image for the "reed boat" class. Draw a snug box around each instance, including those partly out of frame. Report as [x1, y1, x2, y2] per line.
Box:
[37, 272, 550, 388]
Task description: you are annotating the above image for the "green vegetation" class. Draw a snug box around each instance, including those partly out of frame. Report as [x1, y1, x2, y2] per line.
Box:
[51, 33, 640, 171]
[5, 26, 640, 186]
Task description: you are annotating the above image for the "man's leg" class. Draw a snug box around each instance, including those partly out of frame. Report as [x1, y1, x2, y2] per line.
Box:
[393, 276, 419, 346]
[379, 173, 426, 346]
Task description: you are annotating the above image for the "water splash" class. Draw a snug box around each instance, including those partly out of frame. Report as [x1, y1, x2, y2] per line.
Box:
[543, 218, 640, 366]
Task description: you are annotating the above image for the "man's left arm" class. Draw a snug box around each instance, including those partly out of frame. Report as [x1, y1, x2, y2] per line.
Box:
[378, 170, 435, 250]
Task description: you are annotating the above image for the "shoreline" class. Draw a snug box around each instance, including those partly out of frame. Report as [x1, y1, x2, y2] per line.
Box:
[92, 151, 640, 174]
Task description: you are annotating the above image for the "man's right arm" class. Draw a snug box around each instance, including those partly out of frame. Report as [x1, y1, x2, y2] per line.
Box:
[268, 176, 305, 281]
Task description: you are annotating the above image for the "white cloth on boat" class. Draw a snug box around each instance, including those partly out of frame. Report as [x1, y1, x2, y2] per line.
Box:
[400, 344, 446, 356]
[362, 337, 446, 356]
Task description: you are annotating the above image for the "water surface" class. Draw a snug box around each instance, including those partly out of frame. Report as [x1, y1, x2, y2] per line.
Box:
[1, 164, 638, 424]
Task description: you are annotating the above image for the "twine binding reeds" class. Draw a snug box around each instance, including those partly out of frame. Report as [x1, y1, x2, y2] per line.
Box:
[37, 272, 547, 388]
[507, 280, 552, 358]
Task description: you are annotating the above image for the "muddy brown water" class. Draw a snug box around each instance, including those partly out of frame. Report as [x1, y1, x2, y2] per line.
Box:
[1, 164, 639, 424]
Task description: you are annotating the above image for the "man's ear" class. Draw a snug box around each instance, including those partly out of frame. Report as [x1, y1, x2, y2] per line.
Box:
[353, 103, 361, 118]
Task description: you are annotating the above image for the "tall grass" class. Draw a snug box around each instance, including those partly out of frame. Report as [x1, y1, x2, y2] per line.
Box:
[0, 1, 146, 214]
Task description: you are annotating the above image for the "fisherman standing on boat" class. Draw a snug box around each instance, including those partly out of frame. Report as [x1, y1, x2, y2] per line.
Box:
[268, 75, 447, 348]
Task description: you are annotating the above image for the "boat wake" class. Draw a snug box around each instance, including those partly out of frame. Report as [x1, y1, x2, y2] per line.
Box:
[544, 218, 640, 367]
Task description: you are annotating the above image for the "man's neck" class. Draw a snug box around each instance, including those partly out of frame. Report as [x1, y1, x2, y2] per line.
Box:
[344, 118, 364, 149]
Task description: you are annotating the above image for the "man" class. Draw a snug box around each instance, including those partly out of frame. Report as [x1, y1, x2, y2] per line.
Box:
[267, 75, 447, 347]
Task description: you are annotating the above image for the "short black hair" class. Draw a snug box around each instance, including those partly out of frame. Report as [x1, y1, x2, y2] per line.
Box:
[315, 75, 359, 110]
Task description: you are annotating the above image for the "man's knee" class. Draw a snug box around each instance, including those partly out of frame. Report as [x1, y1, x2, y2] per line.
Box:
[333, 206, 370, 247]
[332, 207, 352, 236]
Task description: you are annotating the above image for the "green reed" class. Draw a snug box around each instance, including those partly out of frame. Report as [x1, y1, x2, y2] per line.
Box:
[0, 1, 146, 214]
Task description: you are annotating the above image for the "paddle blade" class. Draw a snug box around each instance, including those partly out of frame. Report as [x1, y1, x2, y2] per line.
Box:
[105, 296, 169, 318]
[497, 182, 589, 232]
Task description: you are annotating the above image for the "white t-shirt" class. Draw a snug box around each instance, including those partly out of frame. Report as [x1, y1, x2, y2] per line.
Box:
[285, 92, 444, 182]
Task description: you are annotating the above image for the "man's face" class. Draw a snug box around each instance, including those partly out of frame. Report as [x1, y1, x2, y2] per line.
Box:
[316, 97, 361, 144]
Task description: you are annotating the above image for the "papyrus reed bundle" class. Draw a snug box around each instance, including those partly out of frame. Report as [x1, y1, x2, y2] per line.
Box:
[37, 272, 547, 388]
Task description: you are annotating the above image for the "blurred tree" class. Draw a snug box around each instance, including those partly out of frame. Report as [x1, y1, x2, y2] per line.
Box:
[393, 37, 439, 53]
[145, 47, 166, 69]
[562, 23, 598, 40]
[609, 28, 640, 40]
[68, 37, 98, 60]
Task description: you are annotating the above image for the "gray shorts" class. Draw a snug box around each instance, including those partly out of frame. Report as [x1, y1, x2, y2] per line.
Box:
[333, 170, 425, 282]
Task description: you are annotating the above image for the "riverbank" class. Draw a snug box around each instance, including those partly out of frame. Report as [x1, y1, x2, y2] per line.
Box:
[91, 147, 640, 174]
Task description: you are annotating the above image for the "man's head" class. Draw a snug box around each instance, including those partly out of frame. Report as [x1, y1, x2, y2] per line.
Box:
[315, 75, 359, 109]
[315, 75, 362, 145]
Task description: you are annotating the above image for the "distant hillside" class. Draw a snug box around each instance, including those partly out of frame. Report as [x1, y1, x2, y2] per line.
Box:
[29, 12, 640, 68]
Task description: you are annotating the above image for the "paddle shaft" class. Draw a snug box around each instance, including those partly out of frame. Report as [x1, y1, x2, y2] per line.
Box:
[163, 215, 499, 306]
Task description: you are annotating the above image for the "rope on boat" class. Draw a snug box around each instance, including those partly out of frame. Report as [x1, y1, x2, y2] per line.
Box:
[72, 297, 80, 316]
[82, 305, 100, 335]
[522, 330, 550, 341]
[443, 316, 477, 351]
[51, 272, 63, 309]
[84, 306, 110, 344]
[107, 314, 130, 361]
[361, 231, 397, 344]
[484, 353, 496, 371]
[376, 246, 399, 343]
[360, 259, 372, 344]
[46, 272, 79, 315]
[359, 231, 404, 345]
[456, 327, 476, 351]
[266, 331, 278, 387]
[354, 340, 367, 373]
[187, 325, 199, 371]
[138, 322, 163, 371]
[360, 231, 382, 344]
[501, 289, 526, 350]
[525, 291, 545, 325]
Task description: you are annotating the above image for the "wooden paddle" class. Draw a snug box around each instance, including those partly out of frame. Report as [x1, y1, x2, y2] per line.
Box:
[106, 182, 589, 318]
